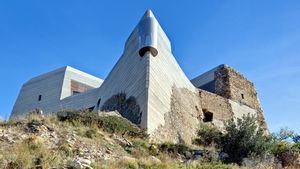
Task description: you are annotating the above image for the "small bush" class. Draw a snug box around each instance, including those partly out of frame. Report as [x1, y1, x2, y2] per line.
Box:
[148, 144, 159, 156]
[194, 123, 222, 146]
[194, 114, 272, 164]
[292, 142, 300, 152]
[26, 119, 43, 133]
[272, 141, 291, 157]
[57, 109, 98, 126]
[58, 143, 73, 157]
[220, 114, 271, 164]
[159, 143, 189, 155]
[272, 141, 300, 167]
[85, 128, 98, 139]
[56, 110, 148, 138]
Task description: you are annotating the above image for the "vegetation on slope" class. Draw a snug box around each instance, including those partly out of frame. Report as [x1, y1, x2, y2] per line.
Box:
[0, 111, 299, 168]
[195, 114, 300, 168]
[0, 110, 236, 169]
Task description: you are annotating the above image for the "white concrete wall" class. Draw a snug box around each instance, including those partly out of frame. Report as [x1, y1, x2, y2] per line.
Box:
[11, 67, 103, 118]
[147, 22, 196, 133]
[60, 66, 103, 99]
[96, 26, 149, 127]
[11, 67, 66, 118]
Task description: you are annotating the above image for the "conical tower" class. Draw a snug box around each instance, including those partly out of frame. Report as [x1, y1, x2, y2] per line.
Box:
[96, 10, 196, 135]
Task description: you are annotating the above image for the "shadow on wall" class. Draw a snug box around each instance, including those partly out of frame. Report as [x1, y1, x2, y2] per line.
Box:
[101, 93, 142, 125]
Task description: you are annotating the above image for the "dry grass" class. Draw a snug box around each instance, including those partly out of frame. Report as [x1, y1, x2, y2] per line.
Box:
[0, 112, 280, 169]
[92, 158, 237, 169]
[0, 135, 64, 168]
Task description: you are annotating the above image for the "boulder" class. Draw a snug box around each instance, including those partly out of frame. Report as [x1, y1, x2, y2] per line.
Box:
[147, 156, 161, 163]
[68, 157, 92, 169]
[0, 134, 15, 144]
[99, 111, 122, 117]
[113, 135, 133, 147]
[193, 149, 204, 160]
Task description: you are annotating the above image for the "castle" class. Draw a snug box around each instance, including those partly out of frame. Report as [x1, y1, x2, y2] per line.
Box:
[11, 10, 268, 143]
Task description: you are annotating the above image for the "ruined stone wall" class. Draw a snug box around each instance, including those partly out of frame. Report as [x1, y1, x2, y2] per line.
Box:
[148, 85, 269, 144]
[215, 65, 259, 109]
[150, 87, 202, 144]
[214, 65, 268, 133]
[198, 89, 233, 128]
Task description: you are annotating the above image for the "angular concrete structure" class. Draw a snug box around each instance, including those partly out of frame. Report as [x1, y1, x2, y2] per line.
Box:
[11, 10, 268, 143]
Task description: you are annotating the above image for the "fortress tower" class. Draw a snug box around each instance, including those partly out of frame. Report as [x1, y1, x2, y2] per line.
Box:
[11, 10, 268, 143]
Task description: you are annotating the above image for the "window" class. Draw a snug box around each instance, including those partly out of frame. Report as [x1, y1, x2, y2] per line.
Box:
[38, 95, 42, 101]
[97, 98, 101, 107]
[71, 80, 94, 96]
[203, 110, 213, 122]
[72, 91, 81, 95]
[241, 93, 244, 99]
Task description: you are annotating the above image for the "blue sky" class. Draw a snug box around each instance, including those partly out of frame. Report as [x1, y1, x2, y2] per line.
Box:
[0, 1, 299, 133]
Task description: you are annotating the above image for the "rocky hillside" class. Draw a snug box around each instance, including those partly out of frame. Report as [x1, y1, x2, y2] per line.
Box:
[0, 111, 238, 169]
[0, 110, 299, 169]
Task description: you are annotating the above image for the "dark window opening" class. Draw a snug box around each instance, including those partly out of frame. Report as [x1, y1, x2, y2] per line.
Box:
[38, 95, 42, 101]
[72, 91, 81, 95]
[203, 110, 213, 122]
[70, 80, 94, 96]
[241, 93, 244, 99]
[97, 98, 101, 107]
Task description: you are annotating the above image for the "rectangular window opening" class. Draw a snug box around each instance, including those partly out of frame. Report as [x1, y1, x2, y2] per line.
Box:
[72, 91, 81, 95]
[203, 110, 213, 122]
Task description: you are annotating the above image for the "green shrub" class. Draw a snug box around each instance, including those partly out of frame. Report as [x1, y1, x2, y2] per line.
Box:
[57, 109, 98, 126]
[272, 141, 291, 157]
[56, 110, 148, 138]
[85, 128, 98, 139]
[26, 119, 43, 133]
[148, 144, 159, 156]
[292, 142, 300, 152]
[58, 143, 73, 157]
[159, 143, 189, 155]
[272, 141, 299, 167]
[220, 114, 271, 164]
[194, 123, 222, 146]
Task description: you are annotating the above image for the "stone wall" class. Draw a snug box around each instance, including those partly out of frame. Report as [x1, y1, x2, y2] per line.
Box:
[214, 65, 268, 133]
[150, 87, 202, 144]
[215, 65, 259, 109]
[198, 89, 233, 129]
